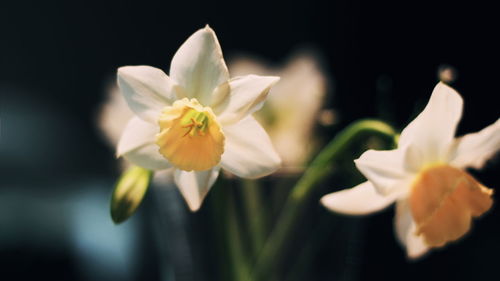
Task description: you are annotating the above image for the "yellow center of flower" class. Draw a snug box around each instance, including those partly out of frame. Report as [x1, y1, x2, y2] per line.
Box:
[409, 165, 493, 247]
[156, 98, 225, 171]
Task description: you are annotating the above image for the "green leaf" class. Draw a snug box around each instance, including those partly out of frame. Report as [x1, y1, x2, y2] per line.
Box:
[110, 166, 153, 224]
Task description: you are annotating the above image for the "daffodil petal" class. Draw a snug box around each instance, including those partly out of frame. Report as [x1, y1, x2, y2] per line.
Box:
[123, 143, 172, 170]
[221, 116, 281, 178]
[354, 148, 411, 196]
[117, 117, 171, 170]
[169, 26, 229, 106]
[117, 117, 158, 156]
[152, 167, 176, 186]
[394, 200, 430, 259]
[399, 82, 463, 163]
[174, 167, 221, 211]
[450, 118, 500, 169]
[117, 66, 179, 123]
[320, 181, 396, 215]
[215, 75, 280, 125]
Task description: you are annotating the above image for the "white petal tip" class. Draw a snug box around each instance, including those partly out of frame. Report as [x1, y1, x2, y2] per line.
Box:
[180, 190, 207, 213]
[271, 154, 282, 168]
[117, 65, 155, 76]
[174, 168, 220, 212]
[406, 249, 429, 261]
[249, 154, 282, 179]
[320, 182, 396, 215]
[116, 65, 136, 77]
[435, 81, 451, 90]
[187, 202, 202, 212]
[436, 81, 457, 93]
[263, 75, 281, 87]
[320, 193, 358, 215]
[433, 81, 463, 102]
[269, 75, 281, 82]
[320, 195, 333, 209]
[320, 193, 363, 215]
[436, 81, 450, 88]
[198, 24, 215, 36]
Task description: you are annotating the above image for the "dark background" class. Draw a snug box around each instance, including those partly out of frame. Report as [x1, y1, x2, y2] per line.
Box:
[1, 0, 499, 280]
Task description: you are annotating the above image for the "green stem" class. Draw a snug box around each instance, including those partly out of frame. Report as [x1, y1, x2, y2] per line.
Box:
[227, 185, 253, 281]
[241, 179, 266, 259]
[251, 119, 396, 280]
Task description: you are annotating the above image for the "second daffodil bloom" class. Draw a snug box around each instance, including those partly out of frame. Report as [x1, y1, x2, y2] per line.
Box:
[116, 26, 281, 211]
[321, 82, 499, 258]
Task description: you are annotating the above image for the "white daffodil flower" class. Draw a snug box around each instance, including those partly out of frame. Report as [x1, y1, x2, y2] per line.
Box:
[321, 82, 499, 258]
[116, 26, 281, 211]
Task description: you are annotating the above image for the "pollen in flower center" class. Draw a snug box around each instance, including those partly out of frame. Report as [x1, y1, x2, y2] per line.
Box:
[179, 109, 209, 137]
[156, 98, 225, 171]
[409, 165, 493, 247]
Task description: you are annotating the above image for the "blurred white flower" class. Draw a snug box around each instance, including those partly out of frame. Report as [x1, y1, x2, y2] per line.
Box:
[116, 26, 281, 211]
[322, 82, 499, 258]
[98, 84, 134, 148]
[230, 51, 329, 170]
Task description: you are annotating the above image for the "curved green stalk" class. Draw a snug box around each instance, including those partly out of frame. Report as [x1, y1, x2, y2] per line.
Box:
[251, 119, 397, 280]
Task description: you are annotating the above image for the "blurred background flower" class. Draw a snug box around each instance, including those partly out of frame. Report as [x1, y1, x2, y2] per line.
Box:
[98, 82, 134, 149]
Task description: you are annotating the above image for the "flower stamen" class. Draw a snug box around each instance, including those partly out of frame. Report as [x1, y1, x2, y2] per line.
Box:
[182, 117, 205, 137]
